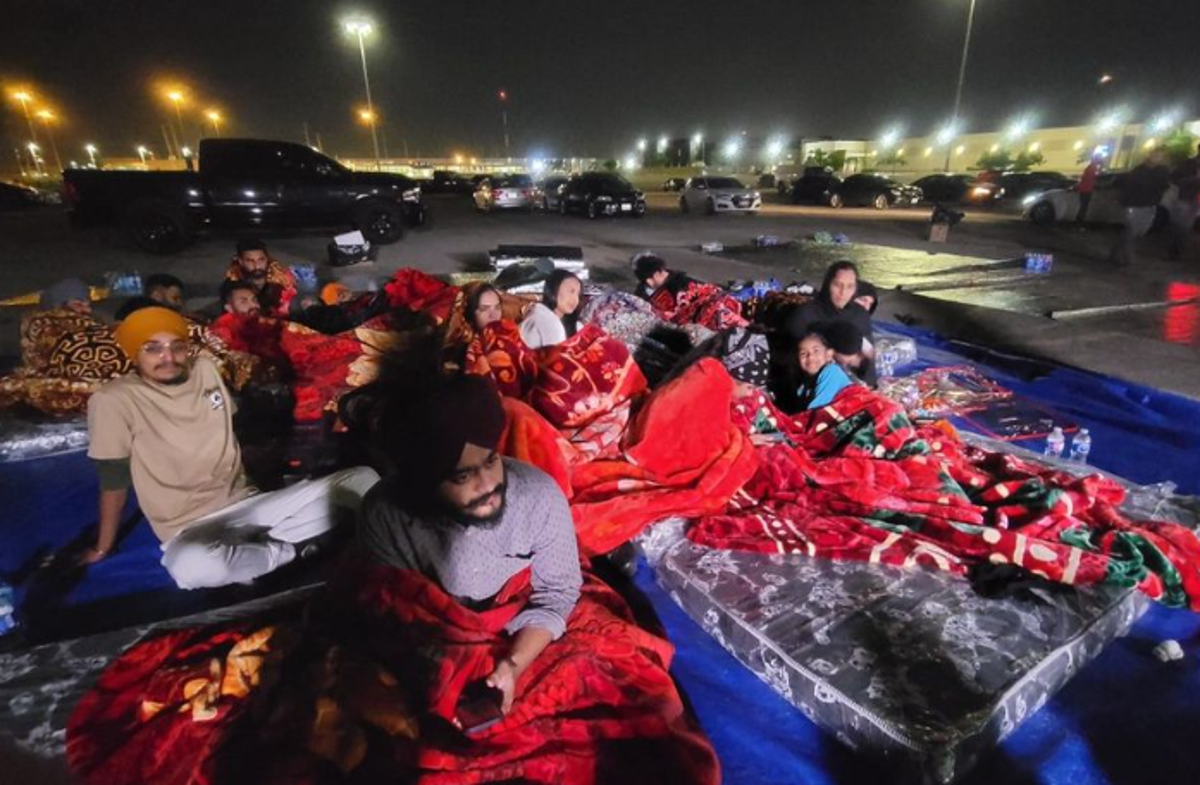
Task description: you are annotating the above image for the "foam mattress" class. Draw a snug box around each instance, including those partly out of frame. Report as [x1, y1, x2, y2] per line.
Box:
[647, 524, 1148, 784]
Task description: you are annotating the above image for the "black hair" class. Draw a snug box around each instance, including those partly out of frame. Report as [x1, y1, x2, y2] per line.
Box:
[466, 284, 502, 328]
[235, 237, 268, 256]
[800, 327, 833, 350]
[144, 273, 185, 294]
[542, 269, 582, 336]
[633, 252, 668, 283]
[219, 279, 258, 306]
[819, 260, 860, 308]
[114, 295, 160, 321]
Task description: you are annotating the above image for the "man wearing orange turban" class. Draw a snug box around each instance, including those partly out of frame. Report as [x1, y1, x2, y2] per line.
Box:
[83, 306, 379, 588]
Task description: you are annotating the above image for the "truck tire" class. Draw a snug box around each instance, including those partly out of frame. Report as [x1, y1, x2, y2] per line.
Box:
[122, 199, 195, 254]
[354, 199, 404, 244]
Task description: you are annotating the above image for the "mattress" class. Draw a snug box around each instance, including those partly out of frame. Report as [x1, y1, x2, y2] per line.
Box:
[645, 522, 1148, 784]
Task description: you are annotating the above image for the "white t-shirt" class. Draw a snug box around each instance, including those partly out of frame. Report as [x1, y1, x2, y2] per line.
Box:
[519, 303, 567, 349]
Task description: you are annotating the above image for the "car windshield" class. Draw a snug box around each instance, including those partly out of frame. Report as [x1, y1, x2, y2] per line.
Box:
[706, 177, 745, 189]
[491, 175, 532, 188]
[587, 175, 632, 195]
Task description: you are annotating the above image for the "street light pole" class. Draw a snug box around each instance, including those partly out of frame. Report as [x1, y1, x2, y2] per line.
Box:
[36, 110, 63, 174]
[498, 90, 510, 160]
[944, 0, 978, 172]
[12, 92, 42, 175]
[346, 21, 381, 169]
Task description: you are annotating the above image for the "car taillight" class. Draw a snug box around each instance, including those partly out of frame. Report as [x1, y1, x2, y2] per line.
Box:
[494, 189, 505, 199]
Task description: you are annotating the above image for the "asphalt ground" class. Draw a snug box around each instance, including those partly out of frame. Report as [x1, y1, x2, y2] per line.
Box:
[1, 191, 1198, 396]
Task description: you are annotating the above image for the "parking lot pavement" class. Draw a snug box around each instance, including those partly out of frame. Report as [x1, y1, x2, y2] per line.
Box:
[2, 194, 1197, 396]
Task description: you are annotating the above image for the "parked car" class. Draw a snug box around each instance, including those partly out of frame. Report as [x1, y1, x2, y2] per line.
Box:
[558, 172, 645, 219]
[425, 170, 475, 194]
[994, 171, 1075, 203]
[473, 174, 537, 212]
[0, 181, 43, 211]
[788, 167, 844, 207]
[680, 176, 762, 215]
[538, 176, 570, 211]
[62, 138, 427, 253]
[756, 173, 778, 189]
[662, 177, 687, 192]
[837, 174, 922, 209]
[1023, 173, 1176, 227]
[911, 174, 1003, 206]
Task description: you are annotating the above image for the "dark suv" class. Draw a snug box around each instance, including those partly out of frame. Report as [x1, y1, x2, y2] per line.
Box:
[789, 167, 844, 207]
[558, 172, 646, 219]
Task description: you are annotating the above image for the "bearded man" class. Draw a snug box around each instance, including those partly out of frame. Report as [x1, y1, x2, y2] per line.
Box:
[224, 238, 297, 315]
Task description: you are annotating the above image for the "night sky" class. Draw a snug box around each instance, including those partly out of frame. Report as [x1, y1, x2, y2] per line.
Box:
[3, 0, 1197, 164]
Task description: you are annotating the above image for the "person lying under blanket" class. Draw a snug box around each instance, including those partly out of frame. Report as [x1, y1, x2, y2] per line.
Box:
[631, 252, 747, 331]
[66, 368, 722, 785]
[79, 305, 378, 588]
[0, 277, 132, 416]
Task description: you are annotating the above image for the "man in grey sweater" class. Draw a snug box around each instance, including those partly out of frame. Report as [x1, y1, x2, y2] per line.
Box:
[356, 374, 582, 714]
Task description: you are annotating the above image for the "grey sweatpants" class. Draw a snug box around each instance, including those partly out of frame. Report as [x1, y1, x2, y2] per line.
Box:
[1109, 206, 1156, 267]
[161, 466, 380, 589]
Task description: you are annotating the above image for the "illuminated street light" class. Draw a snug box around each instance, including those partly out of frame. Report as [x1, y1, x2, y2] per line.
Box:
[624, 154, 639, 171]
[935, 122, 958, 147]
[1028, 141, 1041, 152]
[656, 135, 668, 154]
[34, 108, 64, 173]
[181, 146, 193, 158]
[165, 88, 188, 157]
[723, 138, 742, 163]
[85, 144, 98, 167]
[10, 90, 42, 174]
[1098, 73, 1114, 85]
[1005, 118, 1031, 141]
[636, 138, 647, 152]
[206, 109, 223, 136]
[358, 109, 376, 123]
[343, 16, 381, 167]
[879, 129, 900, 150]
[1150, 112, 1177, 134]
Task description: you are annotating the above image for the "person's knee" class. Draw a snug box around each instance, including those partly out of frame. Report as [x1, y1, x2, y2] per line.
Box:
[328, 466, 381, 506]
[161, 540, 234, 590]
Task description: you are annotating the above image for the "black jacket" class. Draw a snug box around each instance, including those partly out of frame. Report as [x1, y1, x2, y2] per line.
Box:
[1120, 164, 1171, 208]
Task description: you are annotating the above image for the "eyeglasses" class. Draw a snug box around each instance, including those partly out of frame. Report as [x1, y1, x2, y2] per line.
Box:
[140, 340, 189, 357]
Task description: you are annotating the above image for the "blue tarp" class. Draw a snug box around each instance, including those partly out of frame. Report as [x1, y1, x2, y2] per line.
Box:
[2, 324, 1199, 783]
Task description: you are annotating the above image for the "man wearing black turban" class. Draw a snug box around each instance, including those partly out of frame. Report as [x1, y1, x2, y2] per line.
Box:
[358, 373, 583, 715]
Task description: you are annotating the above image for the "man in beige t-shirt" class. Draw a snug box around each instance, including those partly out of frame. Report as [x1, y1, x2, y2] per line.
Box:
[82, 306, 378, 589]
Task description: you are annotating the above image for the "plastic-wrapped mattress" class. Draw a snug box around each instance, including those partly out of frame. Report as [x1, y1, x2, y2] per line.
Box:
[644, 522, 1148, 784]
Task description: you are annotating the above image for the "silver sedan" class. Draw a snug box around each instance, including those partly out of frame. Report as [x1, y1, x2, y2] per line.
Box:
[474, 174, 537, 213]
[679, 176, 762, 215]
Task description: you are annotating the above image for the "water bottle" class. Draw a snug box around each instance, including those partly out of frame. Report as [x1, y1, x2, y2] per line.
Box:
[1044, 426, 1065, 458]
[0, 582, 17, 637]
[877, 348, 898, 379]
[1069, 428, 1092, 464]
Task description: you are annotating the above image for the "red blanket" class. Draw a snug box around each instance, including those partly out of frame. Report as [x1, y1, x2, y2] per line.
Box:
[689, 384, 1200, 609]
[502, 358, 760, 556]
[649, 281, 748, 331]
[66, 565, 719, 785]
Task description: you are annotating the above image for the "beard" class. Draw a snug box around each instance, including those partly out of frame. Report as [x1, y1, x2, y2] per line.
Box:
[444, 482, 508, 529]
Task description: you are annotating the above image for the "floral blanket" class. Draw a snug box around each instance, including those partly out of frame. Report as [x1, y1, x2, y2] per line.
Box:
[65, 564, 720, 785]
[688, 384, 1200, 609]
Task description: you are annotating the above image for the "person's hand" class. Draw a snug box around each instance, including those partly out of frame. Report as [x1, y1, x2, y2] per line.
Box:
[485, 657, 519, 714]
[78, 546, 109, 566]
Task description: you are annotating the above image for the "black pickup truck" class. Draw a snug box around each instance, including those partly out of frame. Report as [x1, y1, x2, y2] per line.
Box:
[63, 138, 427, 253]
